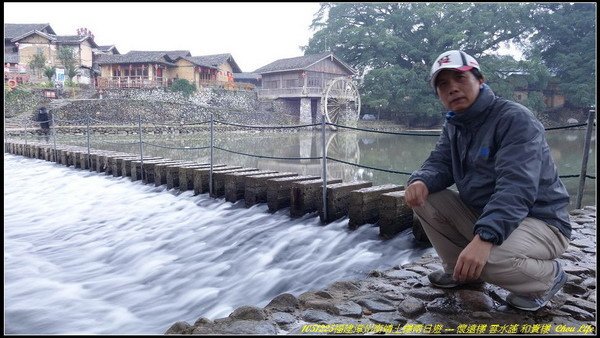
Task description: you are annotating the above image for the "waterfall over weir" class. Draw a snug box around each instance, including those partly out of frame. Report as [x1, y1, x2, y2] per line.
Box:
[4, 154, 432, 334]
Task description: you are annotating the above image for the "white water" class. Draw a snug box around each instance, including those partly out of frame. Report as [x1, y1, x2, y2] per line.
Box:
[4, 154, 432, 334]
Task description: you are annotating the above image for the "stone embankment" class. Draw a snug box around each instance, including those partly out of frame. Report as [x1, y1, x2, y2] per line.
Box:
[165, 206, 596, 335]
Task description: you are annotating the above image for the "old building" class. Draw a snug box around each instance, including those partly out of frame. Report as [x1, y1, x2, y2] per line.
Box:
[4, 23, 56, 83]
[173, 53, 242, 88]
[96, 50, 189, 88]
[96, 51, 242, 89]
[5, 23, 99, 85]
[254, 52, 357, 124]
[233, 72, 261, 89]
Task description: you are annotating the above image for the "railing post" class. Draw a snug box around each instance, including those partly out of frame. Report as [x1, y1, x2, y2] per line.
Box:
[4, 116, 7, 145]
[138, 114, 144, 182]
[209, 113, 214, 196]
[321, 113, 328, 220]
[51, 114, 57, 162]
[23, 118, 28, 146]
[86, 113, 91, 170]
[576, 109, 595, 209]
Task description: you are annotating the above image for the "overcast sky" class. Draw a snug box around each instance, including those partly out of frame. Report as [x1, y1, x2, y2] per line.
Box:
[4, 2, 322, 72]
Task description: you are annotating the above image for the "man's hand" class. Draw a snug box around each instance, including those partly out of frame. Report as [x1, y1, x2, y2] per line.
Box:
[453, 234, 493, 282]
[405, 180, 429, 208]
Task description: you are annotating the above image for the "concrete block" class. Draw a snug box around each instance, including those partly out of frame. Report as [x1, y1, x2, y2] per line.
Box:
[95, 152, 122, 172]
[121, 156, 162, 178]
[224, 170, 278, 203]
[166, 163, 203, 189]
[108, 155, 138, 176]
[209, 168, 259, 198]
[142, 160, 181, 184]
[130, 158, 174, 182]
[348, 184, 405, 229]
[178, 164, 212, 191]
[244, 172, 298, 207]
[318, 181, 373, 223]
[290, 178, 342, 218]
[378, 190, 414, 239]
[192, 165, 238, 194]
[266, 175, 320, 212]
[154, 160, 197, 186]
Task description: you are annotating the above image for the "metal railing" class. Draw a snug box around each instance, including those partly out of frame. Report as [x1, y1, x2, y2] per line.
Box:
[6, 109, 596, 213]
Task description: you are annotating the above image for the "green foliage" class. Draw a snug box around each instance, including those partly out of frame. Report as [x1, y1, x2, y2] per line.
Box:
[4, 87, 38, 118]
[57, 47, 78, 83]
[43, 66, 56, 83]
[28, 52, 47, 78]
[5, 86, 29, 99]
[170, 79, 197, 97]
[528, 3, 596, 108]
[523, 91, 547, 114]
[361, 64, 442, 121]
[304, 3, 595, 123]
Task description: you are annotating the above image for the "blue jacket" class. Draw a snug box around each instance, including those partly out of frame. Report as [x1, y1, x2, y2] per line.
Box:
[408, 84, 571, 245]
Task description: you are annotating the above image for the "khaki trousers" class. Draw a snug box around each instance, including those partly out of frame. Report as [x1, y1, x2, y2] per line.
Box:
[413, 189, 569, 294]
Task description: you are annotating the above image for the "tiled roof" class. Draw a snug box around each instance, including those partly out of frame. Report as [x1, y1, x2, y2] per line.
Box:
[254, 52, 355, 75]
[96, 51, 177, 66]
[233, 72, 261, 80]
[181, 53, 242, 73]
[179, 56, 218, 70]
[4, 23, 55, 39]
[97, 45, 120, 54]
[54, 35, 99, 48]
[4, 53, 19, 63]
[10, 30, 56, 43]
[129, 50, 191, 60]
[9, 30, 98, 48]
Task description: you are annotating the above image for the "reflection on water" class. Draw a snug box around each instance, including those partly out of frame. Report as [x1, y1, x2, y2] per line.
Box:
[27, 127, 596, 209]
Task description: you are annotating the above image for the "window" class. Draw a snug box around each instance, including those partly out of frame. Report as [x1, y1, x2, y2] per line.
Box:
[307, 77, 321, 87]
[265, 80, 279, 89]
[285, 79, 297, 88]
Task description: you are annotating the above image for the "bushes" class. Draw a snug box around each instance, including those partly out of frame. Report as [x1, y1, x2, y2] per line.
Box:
[170, 79, 196, 98]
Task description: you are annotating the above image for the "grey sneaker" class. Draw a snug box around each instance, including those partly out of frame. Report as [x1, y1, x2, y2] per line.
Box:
[428, 269, 484, 289]
[506, 261, 567, 311]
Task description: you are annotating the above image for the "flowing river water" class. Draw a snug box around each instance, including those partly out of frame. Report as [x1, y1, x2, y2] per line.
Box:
[4, 127, 595, 333]
[4, 154, 432, 334]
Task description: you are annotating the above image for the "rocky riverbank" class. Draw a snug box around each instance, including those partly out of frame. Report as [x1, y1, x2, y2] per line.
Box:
[165, 206, 596, 335]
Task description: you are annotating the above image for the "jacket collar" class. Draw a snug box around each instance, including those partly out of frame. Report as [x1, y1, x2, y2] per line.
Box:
[445, 83, 496, 128]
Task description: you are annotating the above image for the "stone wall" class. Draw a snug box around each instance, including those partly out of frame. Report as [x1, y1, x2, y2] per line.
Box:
[101, 87, 259, 112]
[4, 88, 49, 118]
[51, 87, 297, 127]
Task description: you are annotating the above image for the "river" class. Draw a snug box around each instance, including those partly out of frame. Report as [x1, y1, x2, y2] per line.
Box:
[5, 126, 595, 333]
[4, 154, 432, 334]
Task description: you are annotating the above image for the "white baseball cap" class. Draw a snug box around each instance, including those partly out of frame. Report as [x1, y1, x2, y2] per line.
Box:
[430, 50, 480, 88]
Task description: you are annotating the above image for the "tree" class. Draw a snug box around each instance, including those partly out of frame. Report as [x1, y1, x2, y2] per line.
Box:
[43, 66, 56, 84]
[527, 3, 596, 108]
[303, 3, 595, 124]
[303, 3, 543, 123]
[28, 51, 47, 79]
[170, 79, 196, 98]
[57, 47, 78, 86]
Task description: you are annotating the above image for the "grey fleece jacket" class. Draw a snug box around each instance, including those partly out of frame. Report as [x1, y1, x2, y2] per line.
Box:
[408, 84, 571, 245]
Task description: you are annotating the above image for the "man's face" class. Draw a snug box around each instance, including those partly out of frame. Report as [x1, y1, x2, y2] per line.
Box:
[435, 70, 484, 113]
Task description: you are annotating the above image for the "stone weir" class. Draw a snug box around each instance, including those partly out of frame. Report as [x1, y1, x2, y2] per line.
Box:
[5, 141, 421, 240]
[6, 142, 597, 335]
